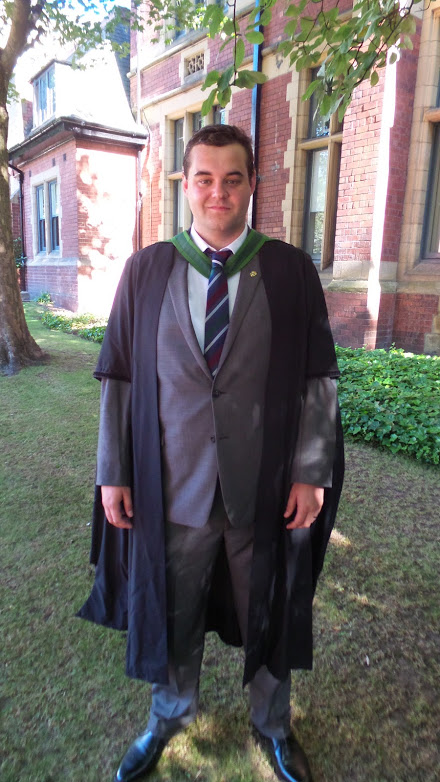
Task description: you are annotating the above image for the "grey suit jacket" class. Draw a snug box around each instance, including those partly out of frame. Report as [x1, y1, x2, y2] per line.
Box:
[96, 252, 337, 528]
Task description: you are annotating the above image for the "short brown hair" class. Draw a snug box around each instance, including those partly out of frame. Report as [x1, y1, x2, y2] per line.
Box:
[183, 124, 255, 182]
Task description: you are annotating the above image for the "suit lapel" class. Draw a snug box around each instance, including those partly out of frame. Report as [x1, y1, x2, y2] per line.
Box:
[216, 254, 262, 373]
[167, 255, 212, 380]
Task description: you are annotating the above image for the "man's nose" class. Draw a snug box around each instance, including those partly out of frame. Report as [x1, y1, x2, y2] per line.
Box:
[211, 181, 228, 199]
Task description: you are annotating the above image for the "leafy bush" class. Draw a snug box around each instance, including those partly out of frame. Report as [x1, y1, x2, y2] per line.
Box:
[38, 309, 439, 464]
[37, 292, 52, 304]
[40, 311, 107, 343]
[75, 325, 107, 343]
[336, 346, 440, 465]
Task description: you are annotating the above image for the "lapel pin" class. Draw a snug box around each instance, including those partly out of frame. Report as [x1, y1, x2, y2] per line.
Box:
[250, 271, 257, 277]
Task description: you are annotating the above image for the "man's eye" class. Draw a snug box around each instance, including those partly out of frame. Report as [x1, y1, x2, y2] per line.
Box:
[226, 180, 240, 186]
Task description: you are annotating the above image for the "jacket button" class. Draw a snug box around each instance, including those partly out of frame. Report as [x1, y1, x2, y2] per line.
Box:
[212, 390, 220, 398]
[210, 436, 216, 443]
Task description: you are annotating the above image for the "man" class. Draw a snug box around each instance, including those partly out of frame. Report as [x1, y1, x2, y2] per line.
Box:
[79, 125, 344, 782]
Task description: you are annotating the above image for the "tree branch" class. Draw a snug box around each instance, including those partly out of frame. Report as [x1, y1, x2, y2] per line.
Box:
[2, 0, 45, 82]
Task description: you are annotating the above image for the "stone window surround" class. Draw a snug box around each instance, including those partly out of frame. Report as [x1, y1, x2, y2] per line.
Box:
[288, 68, 342, 271]
[29, 165, 62, 262]
[398, 2, 440, 284]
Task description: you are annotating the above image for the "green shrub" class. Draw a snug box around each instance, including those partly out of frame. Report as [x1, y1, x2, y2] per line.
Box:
[75, 325, 107, 343]
[40, 311, 107, 343]
[336, 346, 440, 465]
[37, 292, 52, 304]
[38, 309, 440, 465]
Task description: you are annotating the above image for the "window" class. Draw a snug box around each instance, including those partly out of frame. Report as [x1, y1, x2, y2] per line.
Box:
[213, 105, 226, 125]
[304, 148, 329, 260]
[192, 111, 203, 133]
[49, 181, 60, 251]
[36, 185, 46, 253]
[422, 70, 440, 260]
[424, 128, 440, 257]
[300, 70, 342, 268]
[173, 118, 185, 234]
[34, 65, 56, 126]
[34, 179, 60, 254]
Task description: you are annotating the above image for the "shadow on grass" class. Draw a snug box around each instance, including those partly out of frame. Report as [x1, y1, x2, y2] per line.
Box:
[1, 308, 439, 781]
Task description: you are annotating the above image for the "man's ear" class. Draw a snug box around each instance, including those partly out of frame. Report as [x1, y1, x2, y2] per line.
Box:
[250, 171, 257, 194]
[182, 175, 188, 197]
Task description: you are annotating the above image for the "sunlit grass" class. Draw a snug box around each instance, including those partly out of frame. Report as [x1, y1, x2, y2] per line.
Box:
[1, 307, 439, 781]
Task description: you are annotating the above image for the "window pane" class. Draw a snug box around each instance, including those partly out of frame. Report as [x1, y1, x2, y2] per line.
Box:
[192, 112, 203, 134]
[174, 118, 184, 171]
[424, 125, 440, 257]
[36, 76, 47, 124]
[309, 69, 329, 139]
[47, 66, 56, 118]
[173, 179, 184, 234]
[35, 67, 56, 124]
[213, 105, 226, 125]
[49, 180, 59, 251]
[36, 185, 46, 252]
[304, 148, 328, 260]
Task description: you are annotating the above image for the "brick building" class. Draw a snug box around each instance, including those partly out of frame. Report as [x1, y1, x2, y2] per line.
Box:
[8, 32, 147, 314]
[128, 0, 440, 354]
[7, 0, 440, 351]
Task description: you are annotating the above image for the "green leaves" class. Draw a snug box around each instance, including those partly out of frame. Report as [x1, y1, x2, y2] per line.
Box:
[336, 346, 440, 465]
[246, 30, 265, 45]
[200, 0, 272, 116]
[234, 37, 246, 68]
[280, 0, 424, 121]
[202, 87, 217, 116]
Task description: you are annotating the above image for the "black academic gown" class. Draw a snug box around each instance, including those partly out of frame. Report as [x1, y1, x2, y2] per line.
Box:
[78, 239, 344, 686]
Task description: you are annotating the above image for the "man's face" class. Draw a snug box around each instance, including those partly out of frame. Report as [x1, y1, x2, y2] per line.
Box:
[182, 142, 256, 249]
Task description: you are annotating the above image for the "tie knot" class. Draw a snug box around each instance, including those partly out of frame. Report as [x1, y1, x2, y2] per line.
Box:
[205, 248, 233, 268]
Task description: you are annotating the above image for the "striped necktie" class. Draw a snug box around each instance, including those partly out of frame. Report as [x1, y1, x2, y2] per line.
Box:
[204, 248, 232, 376]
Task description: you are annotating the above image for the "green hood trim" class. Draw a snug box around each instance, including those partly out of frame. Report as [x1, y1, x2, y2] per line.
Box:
[169, 229, 272, 278]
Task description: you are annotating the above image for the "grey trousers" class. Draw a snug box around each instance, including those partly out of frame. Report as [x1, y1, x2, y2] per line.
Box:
[146, 486, 291, 740]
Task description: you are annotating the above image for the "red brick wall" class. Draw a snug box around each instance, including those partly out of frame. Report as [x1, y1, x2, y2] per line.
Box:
[392, 294, 439, 354]
[21, 139, 79, 307]
[381, 28, 421, 264]
[140, 125, 162, 246]
[325, 290, 371, 348]
[28, 266, 78, 310]
[75, 140, 137, 263]
[334, 77, 383, 267]
[19, 137, 138, 312]
[74, 140, 138, 313]
[20, 138, 79, 262]
[129, 2, 438, 355]
[329, 22, 428, 352]
[254, 73, 291, 238]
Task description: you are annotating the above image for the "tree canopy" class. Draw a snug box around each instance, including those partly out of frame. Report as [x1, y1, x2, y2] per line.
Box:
[195, 0, 422, 119]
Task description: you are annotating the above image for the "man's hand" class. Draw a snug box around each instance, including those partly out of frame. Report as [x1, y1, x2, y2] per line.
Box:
[284, 483, 324, 530]
[101, 486, 133, 529]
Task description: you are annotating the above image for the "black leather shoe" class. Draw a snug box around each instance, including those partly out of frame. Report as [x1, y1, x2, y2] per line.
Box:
[253, 729, 314, 782]
[113, 731, 166, 782]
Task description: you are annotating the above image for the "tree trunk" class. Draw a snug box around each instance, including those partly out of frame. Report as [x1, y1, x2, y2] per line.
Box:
[0, 101, 47, 375]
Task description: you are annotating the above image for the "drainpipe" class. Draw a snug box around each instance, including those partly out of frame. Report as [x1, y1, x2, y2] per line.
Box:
[8, 161, 27, 290]
[251, 0, 263, 228]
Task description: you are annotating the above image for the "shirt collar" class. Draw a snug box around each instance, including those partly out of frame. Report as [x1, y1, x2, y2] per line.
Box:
[190, 224, 249, 256]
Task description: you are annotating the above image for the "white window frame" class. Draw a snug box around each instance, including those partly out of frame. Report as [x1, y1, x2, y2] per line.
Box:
[31, 167, 62, 258]
[33, 65, 56, 127]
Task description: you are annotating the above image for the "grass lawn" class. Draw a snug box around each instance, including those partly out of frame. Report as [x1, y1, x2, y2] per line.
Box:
[1, 304, 439, 782]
